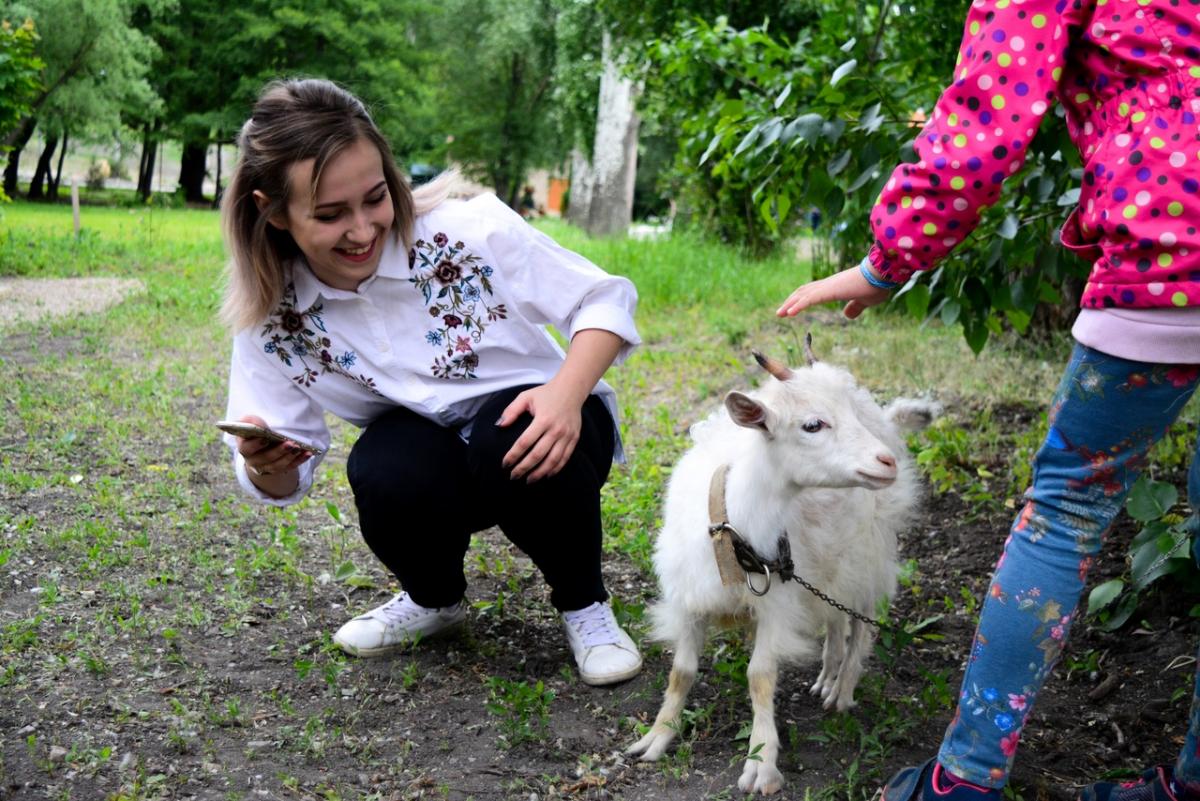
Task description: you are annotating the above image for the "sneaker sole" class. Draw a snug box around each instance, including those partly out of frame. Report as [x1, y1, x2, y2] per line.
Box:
[578, 658, 644, 686]
[333, 618, 465, 658]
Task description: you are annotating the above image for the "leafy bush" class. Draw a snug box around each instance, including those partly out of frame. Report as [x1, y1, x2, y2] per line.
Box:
[640, 4, 1091, 351]
[1088, 477, 1200, 630]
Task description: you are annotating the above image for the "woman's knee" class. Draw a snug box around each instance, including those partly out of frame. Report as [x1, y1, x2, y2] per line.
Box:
[348, 408, 464, 501]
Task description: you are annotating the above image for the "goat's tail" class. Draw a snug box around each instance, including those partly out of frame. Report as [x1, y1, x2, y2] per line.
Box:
[883, 397, 942, 433]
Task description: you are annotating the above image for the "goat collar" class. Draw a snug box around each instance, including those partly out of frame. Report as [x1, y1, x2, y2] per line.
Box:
[708, 464, 795, 595]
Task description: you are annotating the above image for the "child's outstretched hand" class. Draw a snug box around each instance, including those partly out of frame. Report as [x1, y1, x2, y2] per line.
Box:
[777, 264, 892, 319]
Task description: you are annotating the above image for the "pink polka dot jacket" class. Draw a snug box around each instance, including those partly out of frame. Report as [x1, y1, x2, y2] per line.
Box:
[868, 0, 1200, 310]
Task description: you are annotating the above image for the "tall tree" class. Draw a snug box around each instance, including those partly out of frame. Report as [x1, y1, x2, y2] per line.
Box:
[566, 30, 639, 236]
[1, 0, 162, 198]
[429, 0, 564, 207]
[0, 18, 41, 145]
[145, 0, 438, 202]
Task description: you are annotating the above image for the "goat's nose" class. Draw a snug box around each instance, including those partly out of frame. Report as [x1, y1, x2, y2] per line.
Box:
[876, 453, 897, 470]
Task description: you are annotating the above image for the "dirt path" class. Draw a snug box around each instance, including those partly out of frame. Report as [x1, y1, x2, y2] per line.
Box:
[0, 277, 144, 330]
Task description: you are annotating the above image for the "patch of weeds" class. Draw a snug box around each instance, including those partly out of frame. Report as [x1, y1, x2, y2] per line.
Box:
[398, 660, 421, 691]
[914, 417, 996, 510]
[1064, 648, 1101, 681]
[82, 650, 110, 676]
[711, 638, 750, 696]
[2, 615, 42, 653]
[108, 766, 172, 801]
[205, 694, 249, 728]
[485, 676, 555, 748]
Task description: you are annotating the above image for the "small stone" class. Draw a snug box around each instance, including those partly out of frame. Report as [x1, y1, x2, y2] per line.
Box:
[48, 746, 68, 763]
[16, 724, 35, 736]
[119, 752, 135, 770]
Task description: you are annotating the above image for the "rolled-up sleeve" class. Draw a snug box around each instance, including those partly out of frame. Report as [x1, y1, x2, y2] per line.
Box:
[481, 195, 641, 363]
[224, 332, 330, 506]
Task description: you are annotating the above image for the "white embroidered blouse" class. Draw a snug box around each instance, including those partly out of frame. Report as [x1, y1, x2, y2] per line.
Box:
[223, 193, 641, 506]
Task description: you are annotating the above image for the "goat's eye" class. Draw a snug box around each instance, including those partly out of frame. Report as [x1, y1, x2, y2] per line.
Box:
[802, 419, 826, 433]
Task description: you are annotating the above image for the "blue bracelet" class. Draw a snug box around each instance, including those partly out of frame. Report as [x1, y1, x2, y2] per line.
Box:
[858, 257, 899, 290]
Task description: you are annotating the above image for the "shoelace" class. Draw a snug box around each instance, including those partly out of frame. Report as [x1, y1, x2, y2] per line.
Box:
[370, 593, 432, 625]
[565, 603, 619, 647]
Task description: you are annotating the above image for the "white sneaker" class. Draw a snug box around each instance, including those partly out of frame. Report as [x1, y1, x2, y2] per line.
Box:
[562, 601, 643, 686]
[333, 592, 466, 657]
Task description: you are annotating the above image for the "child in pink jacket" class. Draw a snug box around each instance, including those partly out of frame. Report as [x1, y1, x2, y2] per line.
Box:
[780, 2, 1200, 800]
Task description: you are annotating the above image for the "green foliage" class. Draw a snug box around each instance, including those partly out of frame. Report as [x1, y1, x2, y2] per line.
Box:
[428, 0, 566, 206]
[11, 0, 165, 140]
[0, 18, 41, 131]
[0, 16, 41, 201]
[1087, 476, 1200, 631]
[639, 3, 1091, 350]
[484, 676, 555, 747]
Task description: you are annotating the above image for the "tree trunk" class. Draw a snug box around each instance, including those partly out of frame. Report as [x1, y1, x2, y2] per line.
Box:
[212, 140, 222, 209]
[27, 134, 59, 201]
[137, 122, 158, 201]
[569, 31, 640, 237]
[566, 148, 595, 229]
[3, 117, 37, 198]
[179, 141, 207, 203]
[50, 129, 68, 200]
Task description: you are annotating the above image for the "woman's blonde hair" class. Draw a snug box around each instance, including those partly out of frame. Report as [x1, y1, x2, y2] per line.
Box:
[220, 78, 455, 331]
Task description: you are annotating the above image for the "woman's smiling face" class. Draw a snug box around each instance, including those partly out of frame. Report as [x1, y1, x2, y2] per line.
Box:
[274, 137, 395, 291]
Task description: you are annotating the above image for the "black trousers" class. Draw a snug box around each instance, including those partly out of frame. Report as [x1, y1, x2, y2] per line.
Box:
[346, 385, 615, 613]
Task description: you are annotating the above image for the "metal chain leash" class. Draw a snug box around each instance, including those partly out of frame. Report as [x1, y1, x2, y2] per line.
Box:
[787, 574, 886, 631]
[727, 527, 891, 632]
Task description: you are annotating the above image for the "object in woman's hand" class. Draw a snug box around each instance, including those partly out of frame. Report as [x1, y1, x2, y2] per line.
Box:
[214, 420, 325, 455]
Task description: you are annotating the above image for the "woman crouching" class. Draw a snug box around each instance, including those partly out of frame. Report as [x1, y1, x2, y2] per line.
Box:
[219, 78, 642, 686]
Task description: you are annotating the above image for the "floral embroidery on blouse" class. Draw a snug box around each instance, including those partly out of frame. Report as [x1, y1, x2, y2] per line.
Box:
[261, 283, 383, 396]
[408, 232, 508, 379]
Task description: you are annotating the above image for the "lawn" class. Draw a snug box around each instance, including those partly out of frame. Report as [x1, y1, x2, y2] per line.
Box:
[0, 200, 1195, 801]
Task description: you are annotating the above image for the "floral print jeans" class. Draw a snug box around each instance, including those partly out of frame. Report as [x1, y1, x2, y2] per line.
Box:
[938, 344, 1200, 788]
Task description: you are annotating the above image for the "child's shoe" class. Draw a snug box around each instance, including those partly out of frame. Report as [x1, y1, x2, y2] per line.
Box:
[878, 759, 1001, 801]
[1078, 766, 1190, 801]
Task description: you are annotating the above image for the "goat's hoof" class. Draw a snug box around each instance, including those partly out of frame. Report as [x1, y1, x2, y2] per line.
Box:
[738, 760, 784, 795]
[626, 729, 674, 762]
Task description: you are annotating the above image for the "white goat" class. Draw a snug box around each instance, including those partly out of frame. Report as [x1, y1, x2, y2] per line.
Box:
[627, 345, 938, 796]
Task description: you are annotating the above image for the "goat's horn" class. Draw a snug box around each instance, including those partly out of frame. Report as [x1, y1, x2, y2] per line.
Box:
[803, 332, 818, 366]
[752, 350, 794, 381]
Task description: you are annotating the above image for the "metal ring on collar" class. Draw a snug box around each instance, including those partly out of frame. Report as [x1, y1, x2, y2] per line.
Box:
[746, 565, 771, 596]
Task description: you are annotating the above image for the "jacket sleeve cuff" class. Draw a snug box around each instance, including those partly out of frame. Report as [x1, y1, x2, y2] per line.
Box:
[567, 302, 641, 366]
[868, 244, 916, 285]
[233, 450, 316, 507]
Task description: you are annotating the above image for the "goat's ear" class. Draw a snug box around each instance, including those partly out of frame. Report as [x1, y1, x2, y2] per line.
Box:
[726, 391, 776, 437]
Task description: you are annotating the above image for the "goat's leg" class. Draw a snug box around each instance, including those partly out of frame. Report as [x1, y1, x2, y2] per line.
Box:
[627, 618, 704, 761]
[737, 645, 784, 795]
[825, 616, 874, 711]
[811, 614, 847, 703]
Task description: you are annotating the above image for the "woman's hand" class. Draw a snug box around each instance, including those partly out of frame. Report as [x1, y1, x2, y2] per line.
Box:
[777, 264, 893, 319]
[497, 381, 583, 483]
[234, 414, 311, 496]
[497, 328, 623, 484]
